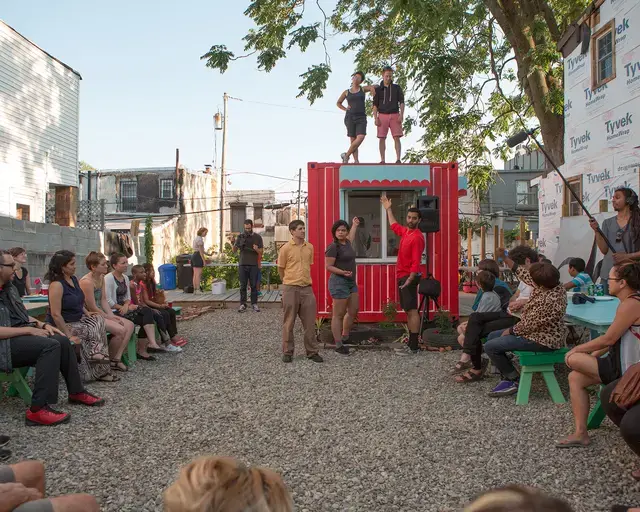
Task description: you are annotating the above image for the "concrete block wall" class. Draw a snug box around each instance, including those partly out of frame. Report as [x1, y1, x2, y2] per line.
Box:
[0, 215, 103, 286]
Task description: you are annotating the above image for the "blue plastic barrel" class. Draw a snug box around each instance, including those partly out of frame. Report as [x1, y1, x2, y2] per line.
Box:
[158, 263, 177, 290]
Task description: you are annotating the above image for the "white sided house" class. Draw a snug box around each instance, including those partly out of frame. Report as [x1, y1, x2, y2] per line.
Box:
[0, 20, 81, 223]
[536, 0, 640, 262]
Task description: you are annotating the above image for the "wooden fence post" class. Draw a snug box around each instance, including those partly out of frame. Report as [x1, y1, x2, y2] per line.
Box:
[519, 216, 526, 245]
[467, 228, 473, 266]
[493, 225, 499, 257]
[480, 226, 486, 260]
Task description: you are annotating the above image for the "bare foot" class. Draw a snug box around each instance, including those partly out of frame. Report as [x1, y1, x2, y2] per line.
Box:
[555, 433, 590, 448]
[632, 468, 640, 481]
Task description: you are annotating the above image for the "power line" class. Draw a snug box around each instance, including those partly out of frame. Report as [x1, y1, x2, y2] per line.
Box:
[226, 170, 307, 182]
[228, 96, 340, 115]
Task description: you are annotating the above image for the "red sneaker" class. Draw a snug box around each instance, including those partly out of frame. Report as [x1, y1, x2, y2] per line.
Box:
[25, 406, 71, 426]
[68, 391, 105, 407]
[172, 339, 187, 347]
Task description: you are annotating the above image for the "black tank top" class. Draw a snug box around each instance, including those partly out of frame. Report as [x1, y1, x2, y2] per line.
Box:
[346, 88, 366, 116]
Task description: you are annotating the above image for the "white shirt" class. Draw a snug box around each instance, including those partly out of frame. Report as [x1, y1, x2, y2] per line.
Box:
[517, 281, 533, 300]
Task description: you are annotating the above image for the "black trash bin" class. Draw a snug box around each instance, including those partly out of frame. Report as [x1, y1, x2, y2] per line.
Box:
[176, 254, 193, 290]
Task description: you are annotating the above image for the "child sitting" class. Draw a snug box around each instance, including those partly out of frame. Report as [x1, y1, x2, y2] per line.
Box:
[484, 249, 567, 397]
[458, 270, 502, 346]
[457, 260, 511, 343]
[130, 265, 182, 353]
[563, 257, 593, 293]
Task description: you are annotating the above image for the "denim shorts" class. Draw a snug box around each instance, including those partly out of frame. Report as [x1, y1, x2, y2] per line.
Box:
[328, 274, 358, 299]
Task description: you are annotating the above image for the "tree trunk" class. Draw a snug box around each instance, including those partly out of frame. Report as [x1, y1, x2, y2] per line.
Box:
[484, 0, 565, 167]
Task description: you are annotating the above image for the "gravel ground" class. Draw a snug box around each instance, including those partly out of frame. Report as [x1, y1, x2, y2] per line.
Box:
[1, 308, 639, 511]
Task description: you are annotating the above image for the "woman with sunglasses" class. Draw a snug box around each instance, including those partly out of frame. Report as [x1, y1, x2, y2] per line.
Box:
[589, 187, 640, 294]
[556, 262, 640, 448]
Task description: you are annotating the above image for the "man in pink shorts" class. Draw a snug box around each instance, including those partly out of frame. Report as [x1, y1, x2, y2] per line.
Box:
[373, 66, 405, 164]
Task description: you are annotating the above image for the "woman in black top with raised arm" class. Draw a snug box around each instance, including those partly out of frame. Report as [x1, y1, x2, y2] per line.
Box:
[337, 71, 376, 164]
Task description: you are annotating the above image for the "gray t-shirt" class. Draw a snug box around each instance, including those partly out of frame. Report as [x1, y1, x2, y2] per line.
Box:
[476, 290, 502, 313]
[325, 240, 357, 278]
[234, 232, 263, 266]
[600, 216, 634, 284]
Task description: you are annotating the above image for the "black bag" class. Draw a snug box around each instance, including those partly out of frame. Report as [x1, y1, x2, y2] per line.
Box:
[419, 275, 440, 299]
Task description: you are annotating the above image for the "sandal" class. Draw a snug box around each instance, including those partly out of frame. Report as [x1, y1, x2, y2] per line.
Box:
[110, 359, 128, 372]
[454, 370, 484, 383]
[148, 347, 167, 353]
[450, 360, 473, 375]
[136, 353, 156, 361]
[97, 373, 121, 383]
[88, 354, 110, 365]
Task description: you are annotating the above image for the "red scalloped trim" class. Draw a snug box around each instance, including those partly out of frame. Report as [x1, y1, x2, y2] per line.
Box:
[339, 179, 431, 188]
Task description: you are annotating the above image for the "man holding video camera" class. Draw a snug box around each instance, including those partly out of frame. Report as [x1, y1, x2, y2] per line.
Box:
[233, 219, 264, 312]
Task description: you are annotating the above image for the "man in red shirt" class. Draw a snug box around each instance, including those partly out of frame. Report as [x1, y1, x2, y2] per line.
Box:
[381, 194, 425, 355]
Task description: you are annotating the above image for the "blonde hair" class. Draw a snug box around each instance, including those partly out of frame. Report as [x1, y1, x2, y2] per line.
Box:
[164, 457, 293, 512]
[464, 485, 574, 512]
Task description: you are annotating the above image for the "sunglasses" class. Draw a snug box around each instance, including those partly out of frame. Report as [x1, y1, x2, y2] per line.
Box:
[616, 229, 624, 243]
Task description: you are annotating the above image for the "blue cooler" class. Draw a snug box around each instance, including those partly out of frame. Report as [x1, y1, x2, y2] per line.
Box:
[158, 263, 177, 290]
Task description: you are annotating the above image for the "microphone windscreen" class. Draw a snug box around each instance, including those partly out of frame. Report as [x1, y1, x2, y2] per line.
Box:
[506, 131, 529, 148]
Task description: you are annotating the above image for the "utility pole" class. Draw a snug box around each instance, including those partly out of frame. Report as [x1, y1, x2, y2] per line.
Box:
[219, 93, 228, 253]
[296, 168, 302, 219]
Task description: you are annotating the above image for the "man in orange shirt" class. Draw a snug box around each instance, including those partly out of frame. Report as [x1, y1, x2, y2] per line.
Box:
[381, 194, 425, 355]
[277, 220, 323, 363]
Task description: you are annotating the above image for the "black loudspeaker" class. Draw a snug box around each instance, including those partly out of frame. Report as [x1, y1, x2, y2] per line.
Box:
[417, 195, 440, 233]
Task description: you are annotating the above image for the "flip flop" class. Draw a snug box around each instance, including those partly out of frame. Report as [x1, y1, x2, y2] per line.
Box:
[136, 353, 156, 361]
[148, 347, 167, 353]
[555, 438, 590, 449]
[97, 373, 121, 383]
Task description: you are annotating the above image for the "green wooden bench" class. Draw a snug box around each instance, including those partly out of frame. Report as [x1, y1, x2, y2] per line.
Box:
[121, 330, 138, 367]
[1, 368, 32, 404]
[587, 385, 606, 430]
[513, 348, 570, 405]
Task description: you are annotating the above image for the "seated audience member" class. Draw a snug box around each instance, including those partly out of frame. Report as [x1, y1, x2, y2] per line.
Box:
[456, 259, 512, 348]
[0, 459, 99, 511]
[457, 270, 502, 348]
[464, 485, 574, 512]
[80, 252, 136, 372]
[104, 253, 164, 360]
[46, 251, 118, 383]
[8, 248, 31, 297]
[452, 247, 537, 382]
[484, 249, 567, 397]
[0, 250, 103, 426]
[600, 376, 640, 481]
[557, 262, 640, 448]
[563, 257, 593, 293]
[129, 265, 182, 352]
[142, 263, 187, 346]
[164, 456, 292, 512]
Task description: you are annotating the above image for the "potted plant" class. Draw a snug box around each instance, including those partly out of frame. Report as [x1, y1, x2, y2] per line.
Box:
[422, 309, 459, 349]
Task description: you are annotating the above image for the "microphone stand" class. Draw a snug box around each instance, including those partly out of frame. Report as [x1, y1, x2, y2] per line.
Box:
[520, 129, 617, 253]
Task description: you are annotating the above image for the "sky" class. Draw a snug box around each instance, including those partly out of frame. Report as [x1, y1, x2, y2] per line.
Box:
[2, 0, 424, 203]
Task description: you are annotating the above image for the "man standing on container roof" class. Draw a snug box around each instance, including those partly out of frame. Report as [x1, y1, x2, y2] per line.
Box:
[381, 194, 425, 355]
[373, 66, 405, 164]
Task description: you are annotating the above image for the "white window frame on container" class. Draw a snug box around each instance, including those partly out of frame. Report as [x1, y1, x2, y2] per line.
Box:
[343, 189, 426, 264]
[591, 19, 616, 89]
[160, 178, 174, 199]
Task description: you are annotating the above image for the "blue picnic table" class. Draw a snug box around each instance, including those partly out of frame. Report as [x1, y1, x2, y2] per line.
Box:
[565, 296, 619, 430]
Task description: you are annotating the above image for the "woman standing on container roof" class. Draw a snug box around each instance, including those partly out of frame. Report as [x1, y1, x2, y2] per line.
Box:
[337, 71, 377, 164]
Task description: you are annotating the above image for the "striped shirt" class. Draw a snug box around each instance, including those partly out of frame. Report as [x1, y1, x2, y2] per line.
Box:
[571, 272, 593, 293]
